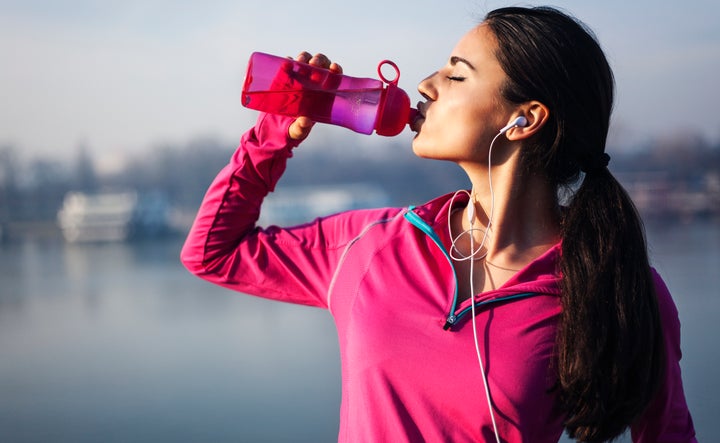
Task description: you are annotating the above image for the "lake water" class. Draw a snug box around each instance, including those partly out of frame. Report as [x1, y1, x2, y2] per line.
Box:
[1, 220, 717, 442]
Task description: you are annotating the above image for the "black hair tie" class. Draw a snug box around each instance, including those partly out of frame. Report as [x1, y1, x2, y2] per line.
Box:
[581, 152, 611, 173]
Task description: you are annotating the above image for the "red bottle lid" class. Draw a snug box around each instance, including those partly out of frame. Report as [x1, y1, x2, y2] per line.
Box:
[374, 60, 416, 136]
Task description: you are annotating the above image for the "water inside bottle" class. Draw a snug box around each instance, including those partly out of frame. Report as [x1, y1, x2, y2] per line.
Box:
[242, 53, 385, 134]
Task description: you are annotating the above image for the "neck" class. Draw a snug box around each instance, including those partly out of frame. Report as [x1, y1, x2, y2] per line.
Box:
[453, 153, 561, 270]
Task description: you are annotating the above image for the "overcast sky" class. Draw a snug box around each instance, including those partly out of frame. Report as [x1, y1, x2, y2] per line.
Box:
[1, 0, 718, 172]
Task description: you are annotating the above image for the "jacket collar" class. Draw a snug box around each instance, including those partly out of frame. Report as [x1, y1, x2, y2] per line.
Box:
[407, 191, 562, 298]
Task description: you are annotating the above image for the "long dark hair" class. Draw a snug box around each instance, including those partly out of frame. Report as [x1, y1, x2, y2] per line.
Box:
[485, 7, 664, 441]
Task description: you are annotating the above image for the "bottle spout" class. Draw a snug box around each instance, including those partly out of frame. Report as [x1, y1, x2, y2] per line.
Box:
[408, 108, 419, 124]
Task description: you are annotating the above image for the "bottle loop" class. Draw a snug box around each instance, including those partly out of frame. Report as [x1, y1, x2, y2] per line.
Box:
[377, 60, 400, 86]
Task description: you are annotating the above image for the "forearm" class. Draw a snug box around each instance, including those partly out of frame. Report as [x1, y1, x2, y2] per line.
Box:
[180, 112, 299, 275]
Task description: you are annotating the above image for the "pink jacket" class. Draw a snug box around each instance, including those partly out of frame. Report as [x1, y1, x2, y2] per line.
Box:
[181, 113, 696, 442]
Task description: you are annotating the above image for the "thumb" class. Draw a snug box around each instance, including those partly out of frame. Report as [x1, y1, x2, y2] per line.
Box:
[288, 116, 315, 141]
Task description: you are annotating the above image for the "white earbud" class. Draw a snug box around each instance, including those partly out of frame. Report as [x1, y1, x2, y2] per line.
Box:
[467, 199, 475, 224]
[498, 116, 528, 134]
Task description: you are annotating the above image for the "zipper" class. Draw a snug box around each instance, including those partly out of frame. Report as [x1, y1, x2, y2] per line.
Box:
[449, 292, 538, 329]
[403, 207, 460, 328]
[404, 207, 539, 331]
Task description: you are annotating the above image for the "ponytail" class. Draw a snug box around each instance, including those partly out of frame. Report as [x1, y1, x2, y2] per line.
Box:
[485, 7, 665, 440]
[558, 168, 664, 441]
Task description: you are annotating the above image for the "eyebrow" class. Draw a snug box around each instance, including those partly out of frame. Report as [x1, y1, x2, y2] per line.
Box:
[450, 56, 476, 70]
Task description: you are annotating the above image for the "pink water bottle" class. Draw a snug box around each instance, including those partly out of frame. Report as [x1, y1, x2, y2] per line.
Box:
[241, 52, 417, 136]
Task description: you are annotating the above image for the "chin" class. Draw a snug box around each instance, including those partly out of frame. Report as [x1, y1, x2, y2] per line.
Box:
[412, 146, 446, 162]
[411, 139, 431, 159]
[412, 138, 451, 161]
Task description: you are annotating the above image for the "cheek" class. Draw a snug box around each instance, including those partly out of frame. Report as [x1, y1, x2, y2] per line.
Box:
[411, 96, 496, 159]
[447, 110, 486, 148]
[412, 119, 484, 160]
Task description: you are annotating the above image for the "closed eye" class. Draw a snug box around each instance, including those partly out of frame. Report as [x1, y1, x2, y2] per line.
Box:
[447, 76, 465, 82]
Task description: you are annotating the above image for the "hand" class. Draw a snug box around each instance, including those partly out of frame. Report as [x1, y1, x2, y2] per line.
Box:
[288, 52, 343, 141]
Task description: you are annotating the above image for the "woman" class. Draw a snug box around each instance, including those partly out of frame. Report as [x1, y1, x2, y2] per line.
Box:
[182, 6, 696, 442]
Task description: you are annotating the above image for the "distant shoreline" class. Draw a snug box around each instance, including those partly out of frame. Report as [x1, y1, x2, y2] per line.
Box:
[2, 210, 717, 245]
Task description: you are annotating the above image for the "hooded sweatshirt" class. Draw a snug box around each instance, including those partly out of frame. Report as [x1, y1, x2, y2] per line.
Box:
[181, 113, 696, 442]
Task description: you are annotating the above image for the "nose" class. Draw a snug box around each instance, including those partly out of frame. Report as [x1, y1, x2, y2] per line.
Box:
[417, 71, 437, 101]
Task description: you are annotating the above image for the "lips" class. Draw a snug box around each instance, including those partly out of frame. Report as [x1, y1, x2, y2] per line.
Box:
[411, 102, 426, 133]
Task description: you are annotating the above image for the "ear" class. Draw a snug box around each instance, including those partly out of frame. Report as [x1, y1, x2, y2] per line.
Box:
[505, 101, 549, 141]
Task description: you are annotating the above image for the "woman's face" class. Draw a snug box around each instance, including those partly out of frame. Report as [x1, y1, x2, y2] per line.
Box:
[412, 24, 514, 163]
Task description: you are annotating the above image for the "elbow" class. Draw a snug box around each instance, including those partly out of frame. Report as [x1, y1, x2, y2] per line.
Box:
[180, 235, 234, 280]
[179, 237, 209, 277]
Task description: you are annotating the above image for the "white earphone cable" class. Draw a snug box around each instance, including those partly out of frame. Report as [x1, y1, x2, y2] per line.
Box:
[447, 128, 510, 443]
[473, 130, 504, 443]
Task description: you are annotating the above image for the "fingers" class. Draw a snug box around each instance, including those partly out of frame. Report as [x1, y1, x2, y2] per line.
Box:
[294, 51, 342, 74]
[294, 51, 312, 64]
[309, 53, 330, 67]
[286, 51, 342, 140]
[329, 61, 343, 75]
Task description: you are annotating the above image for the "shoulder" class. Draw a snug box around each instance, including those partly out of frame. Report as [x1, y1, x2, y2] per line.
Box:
[650, 269, 681, 334]
[301, 206, 408, 248]
[631, 271, 697, 441]
[406, 191, 466, 225]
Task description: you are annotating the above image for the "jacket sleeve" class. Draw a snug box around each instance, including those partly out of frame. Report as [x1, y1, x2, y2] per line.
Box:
[630, 270, 697, 442]
[180, 112, 348, 309]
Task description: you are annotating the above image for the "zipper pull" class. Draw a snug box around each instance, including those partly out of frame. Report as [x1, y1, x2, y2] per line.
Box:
[443, 314, 457, 330]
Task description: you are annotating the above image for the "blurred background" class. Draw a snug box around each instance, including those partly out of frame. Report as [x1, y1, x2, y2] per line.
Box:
[1, 0, 718, 441]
